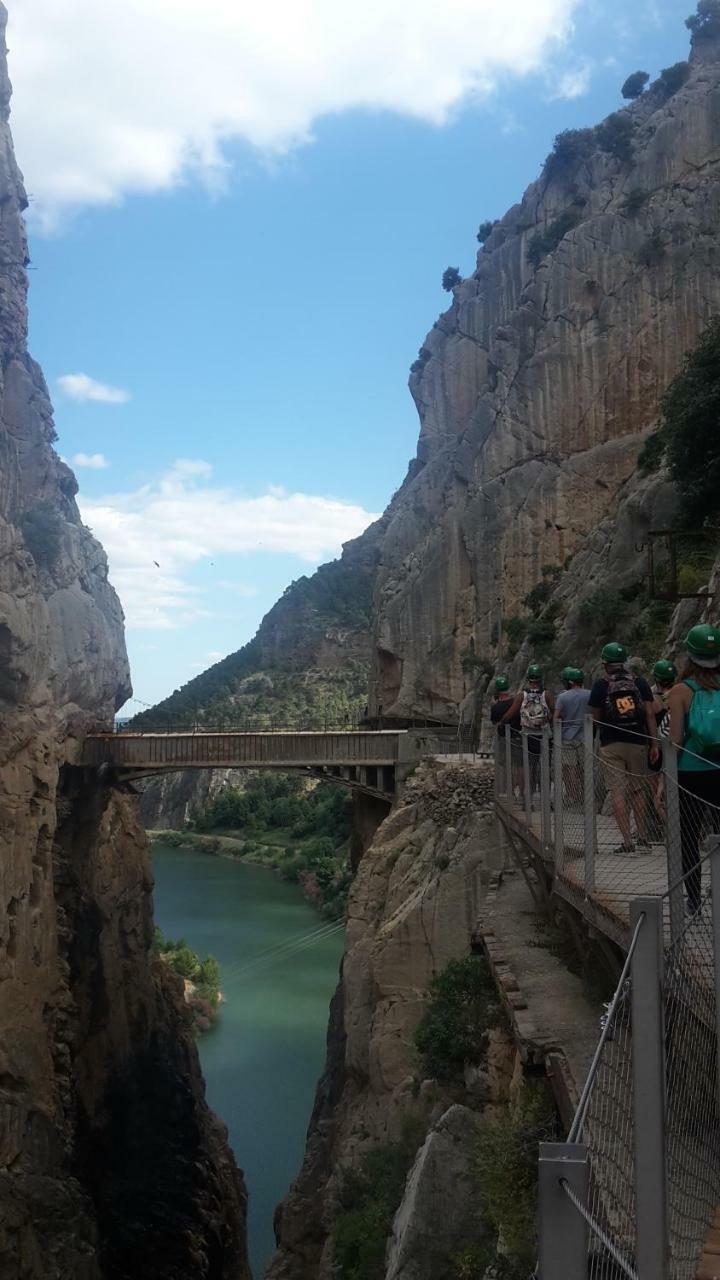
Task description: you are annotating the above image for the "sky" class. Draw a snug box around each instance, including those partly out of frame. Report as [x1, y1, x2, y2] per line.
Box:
[10, 0, 690, 709]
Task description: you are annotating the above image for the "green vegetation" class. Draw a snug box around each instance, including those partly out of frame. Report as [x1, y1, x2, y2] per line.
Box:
[333, 1121, 426, 1280]
[475, 1080, 559, 1276]
[410, 346, 432, 375]
[527, 210, 580, 268]
[442, 266, 462, 292]
[190, 773, 352, 918]
[637, 317, 720, 528]
[543, 127, 595, 179]
[503, 616, 528, 659]
[153, 928, 221, 1034]
[20, 502, 64, 567]
[476, 220, 495, 243]
[687, 0, 720, 39]
[596, 112, 635, 163]
[414, 956, 500, 1083]
[652, 61, 690, 100]
[621, 70, 649, 99]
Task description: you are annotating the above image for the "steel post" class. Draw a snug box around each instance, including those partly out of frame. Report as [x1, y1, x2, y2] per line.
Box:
[553, 719, 563, 871]
[522, 730, 532, 826]
[538, 1142, 589, 1280]
[505, 729, 513, 803]
[709, 838, 720, 1120]
[663, 737, 684, 942]
[583, 715, 596, 895]
[630, 898, 669, 1280]
[541, 725, 552, 852]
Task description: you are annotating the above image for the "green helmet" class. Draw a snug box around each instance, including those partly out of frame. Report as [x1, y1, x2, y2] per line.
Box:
[686, 623, 720, 668]
[601, 641, 627, 664]
[527, 663, 542, 681]
[494, 675, 510, 692]
[653, 659, 677, 684]
[561, 665, 583, 684]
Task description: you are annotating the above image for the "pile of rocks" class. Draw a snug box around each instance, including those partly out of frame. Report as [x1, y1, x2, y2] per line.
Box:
[403, 761, 495, 823]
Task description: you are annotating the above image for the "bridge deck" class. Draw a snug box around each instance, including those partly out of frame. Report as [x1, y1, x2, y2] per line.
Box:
[82, 729, 405, 770]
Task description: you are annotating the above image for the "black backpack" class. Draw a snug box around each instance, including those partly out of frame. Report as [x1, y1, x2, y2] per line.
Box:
[604, 671, 645, 731]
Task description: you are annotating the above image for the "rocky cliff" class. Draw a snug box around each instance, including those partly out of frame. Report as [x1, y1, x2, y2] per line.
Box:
[368, 31, 720, 718]
[0, 6, 249, 1274]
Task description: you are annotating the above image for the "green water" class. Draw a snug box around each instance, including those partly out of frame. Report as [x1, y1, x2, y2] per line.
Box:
[151, 844, 344, 1276]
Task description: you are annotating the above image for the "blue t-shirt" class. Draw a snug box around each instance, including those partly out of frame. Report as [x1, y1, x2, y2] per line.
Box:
[555, 687, 591, 742]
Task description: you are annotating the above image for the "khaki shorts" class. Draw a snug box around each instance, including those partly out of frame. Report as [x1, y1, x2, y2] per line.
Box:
[599, 741, 650, 796]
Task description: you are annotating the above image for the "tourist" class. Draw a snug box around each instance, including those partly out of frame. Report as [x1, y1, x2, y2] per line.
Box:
[501, 665, 554, 804]
[490, 675, 518, 793]
[667, 625, 720, 916]
[588, 642, 659, 855]
[554, 666, 590, 805]
[647, 658, 677, 833]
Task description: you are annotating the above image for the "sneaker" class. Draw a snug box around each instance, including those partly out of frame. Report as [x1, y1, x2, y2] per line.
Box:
[635, 838, 652, 852]
[610, 843, 636, 856]
[686, 901, 702, 919]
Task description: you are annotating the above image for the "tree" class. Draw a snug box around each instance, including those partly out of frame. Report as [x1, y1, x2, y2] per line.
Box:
[687, 0, 720, 39]
[442, 266, 461, 291]
[544, 127, 595, 178]
[621, 70, 649, 100]
[637, 317, 720, 526]
[476, 219, 494, 243]
[653, 61, 690, 100]
[596, 112, 635, 163]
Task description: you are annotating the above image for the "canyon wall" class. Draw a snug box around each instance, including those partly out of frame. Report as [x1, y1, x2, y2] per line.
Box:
[0, 6, 249, 1274]
[368, 33, 720, 719]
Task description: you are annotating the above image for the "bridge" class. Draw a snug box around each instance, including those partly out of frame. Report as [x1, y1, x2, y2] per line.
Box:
[493, 722, 720, 1280]
[81, 727, 437, 801]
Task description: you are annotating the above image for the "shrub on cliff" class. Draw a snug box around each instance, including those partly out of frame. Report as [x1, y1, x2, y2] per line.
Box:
[333, 1122, 425, 1280]
[527, 210, 580, 268]
[414, 956, 499, 1082]
[475, 1080, 558, 1274]
[543, 127, 595, 179]
[476, 219, 495, 243]
[637, 316, 720, 527]
[442, 266, 462, 291]
[652, 61, 690, 100]
[687, 0, 720, 40]
[621, 70, 649, 99]
[596, 112, 635, 163]
[20, 501, 64, 567]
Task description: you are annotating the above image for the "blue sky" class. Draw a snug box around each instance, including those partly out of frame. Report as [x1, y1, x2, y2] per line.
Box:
[13, 0, 689, 708]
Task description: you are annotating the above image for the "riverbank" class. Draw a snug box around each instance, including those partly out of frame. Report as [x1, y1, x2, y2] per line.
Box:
[147, 819, 351, 919]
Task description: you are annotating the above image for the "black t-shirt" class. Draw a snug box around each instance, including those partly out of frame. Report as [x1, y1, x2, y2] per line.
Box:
[491, 695, 520, 739]
[588, 673, 654, 746]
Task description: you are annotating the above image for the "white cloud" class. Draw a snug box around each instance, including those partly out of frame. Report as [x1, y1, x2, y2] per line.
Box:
[58, 373, 130, 404]
[73, 451, 109, 469]
[8, 0, 581, 227]
[79, 458, 379, 630]
[548, 63, 592, 99]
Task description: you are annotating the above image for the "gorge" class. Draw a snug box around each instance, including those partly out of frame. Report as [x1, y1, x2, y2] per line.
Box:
[5, 4, 720, 1280]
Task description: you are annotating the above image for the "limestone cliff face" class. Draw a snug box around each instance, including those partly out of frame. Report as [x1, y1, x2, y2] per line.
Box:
[0, 7, 248, 1274]
[369, 36, 720, 718]
[267, 764, 508, 1279]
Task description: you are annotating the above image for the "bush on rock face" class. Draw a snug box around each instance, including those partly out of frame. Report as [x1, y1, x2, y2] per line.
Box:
[414, 956, 499, 1082]
[442, 266, 462, 292]
[687, 0, 720, 40]
[621, 70, 649, 99]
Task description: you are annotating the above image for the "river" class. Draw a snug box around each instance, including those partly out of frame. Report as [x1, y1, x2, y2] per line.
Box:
[151, 843, 344, 1276]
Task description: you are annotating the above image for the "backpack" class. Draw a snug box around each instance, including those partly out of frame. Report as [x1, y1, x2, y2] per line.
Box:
[520, 689, 549, 732]
[685, 679, 720, 760]
[603, 671, 645, 731]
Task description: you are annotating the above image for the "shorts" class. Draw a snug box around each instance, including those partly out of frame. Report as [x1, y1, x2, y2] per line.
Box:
[599, 742, 651, 796]
[561, 740, 583, 761]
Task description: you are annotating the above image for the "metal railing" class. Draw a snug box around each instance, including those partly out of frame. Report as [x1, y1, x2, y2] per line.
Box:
[493, 718, 720, 1278]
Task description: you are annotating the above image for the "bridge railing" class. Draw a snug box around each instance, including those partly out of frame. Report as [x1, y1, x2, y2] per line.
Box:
[538, 846, 720, 1280]
[492, 718, 720, 1277]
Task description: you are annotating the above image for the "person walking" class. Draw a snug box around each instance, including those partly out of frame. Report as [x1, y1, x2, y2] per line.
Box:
[646, 658, 678, 835]
[588, 642, 659, 855]
[554, 667, 590, 806]
[490, 675, 518, 794]
[501, 665, 554, 805]
[667, 625, 720, 916]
